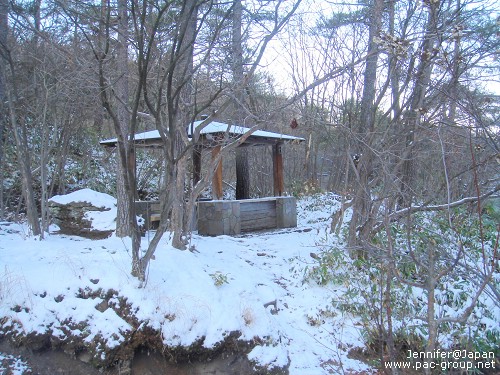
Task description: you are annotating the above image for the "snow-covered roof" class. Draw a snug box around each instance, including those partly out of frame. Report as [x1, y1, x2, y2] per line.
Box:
[100, 120, 304, 147]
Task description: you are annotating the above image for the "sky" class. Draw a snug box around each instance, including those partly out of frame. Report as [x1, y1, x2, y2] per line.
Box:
[260, 0, 500, 99]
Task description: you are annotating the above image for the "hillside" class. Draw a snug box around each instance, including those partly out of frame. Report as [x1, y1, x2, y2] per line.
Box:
[0, 192, 371, 374]
[1, 190, 498, 374]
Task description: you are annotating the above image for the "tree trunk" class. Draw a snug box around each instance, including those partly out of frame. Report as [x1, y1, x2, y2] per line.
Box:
[5, 87, 41, 236]
[0, 0, 6, 102]
[399, 3, 438, 208]
[170, 0, 197, 250]
[39, 86, 51, 235]
[446, 0, 462, 125]
[115, 0, 132, 238]
[347, 0, 384, 255]
[1, 6, 41, 235]
[388, 0, 401, 120]
[116, 0, 141, 278]
[424, 242, 438, 375]
[94, 0, 141, 278]
[171, 147, 189, 250]
[0, 0, 7, 219]
[232, 0, 250, 200]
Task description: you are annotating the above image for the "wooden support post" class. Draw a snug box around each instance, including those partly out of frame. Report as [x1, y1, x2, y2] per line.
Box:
[236, 148, 250, 200]
[212, 145, 223, 199]
[273, 143, 284, 196]
[193, 145, 202, 187]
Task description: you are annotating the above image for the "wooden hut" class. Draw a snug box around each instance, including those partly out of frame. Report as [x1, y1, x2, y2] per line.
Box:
[100, 120, 304, 235]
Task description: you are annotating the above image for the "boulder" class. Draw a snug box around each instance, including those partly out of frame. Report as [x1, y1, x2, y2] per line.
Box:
[49, 189, 116, 239]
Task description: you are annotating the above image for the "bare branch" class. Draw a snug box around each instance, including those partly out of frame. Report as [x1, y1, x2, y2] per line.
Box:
[390, 186, 500, 220]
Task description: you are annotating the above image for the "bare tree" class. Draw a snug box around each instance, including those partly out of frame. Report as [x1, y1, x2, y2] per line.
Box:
[397, 0, 439, 208]
[106, 0, 303, 280]
[232, 0, 250, 200]
[0, 0, 7, 219]
[0, 2, 42, 236]
[90, 0, 142, 273]
[114, 0, 133, 238]
[347, 0, 384, 254]
[286, 0, 499, 370]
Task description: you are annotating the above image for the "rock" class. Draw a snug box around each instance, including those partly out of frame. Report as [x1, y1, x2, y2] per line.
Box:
[95, 299, 109, 313]
[49, 200, 114, 239]
[48, 190, 116, 239]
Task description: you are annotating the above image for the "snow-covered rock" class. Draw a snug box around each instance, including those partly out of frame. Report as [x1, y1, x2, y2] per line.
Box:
[49, 189, 116, 239]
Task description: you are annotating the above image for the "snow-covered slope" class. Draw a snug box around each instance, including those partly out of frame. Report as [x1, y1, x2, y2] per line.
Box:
[0, 190, 370, 374]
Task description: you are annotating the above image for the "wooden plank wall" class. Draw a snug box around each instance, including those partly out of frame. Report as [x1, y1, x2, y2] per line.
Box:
[240, 200, 277, 232]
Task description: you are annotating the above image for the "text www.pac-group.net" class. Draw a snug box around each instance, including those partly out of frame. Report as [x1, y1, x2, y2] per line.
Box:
[384, 350, 496, 372]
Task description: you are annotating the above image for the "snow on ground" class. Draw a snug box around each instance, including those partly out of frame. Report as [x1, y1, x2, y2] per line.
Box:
[0, 190, 371, 374]
[0, 352, 31, 375]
